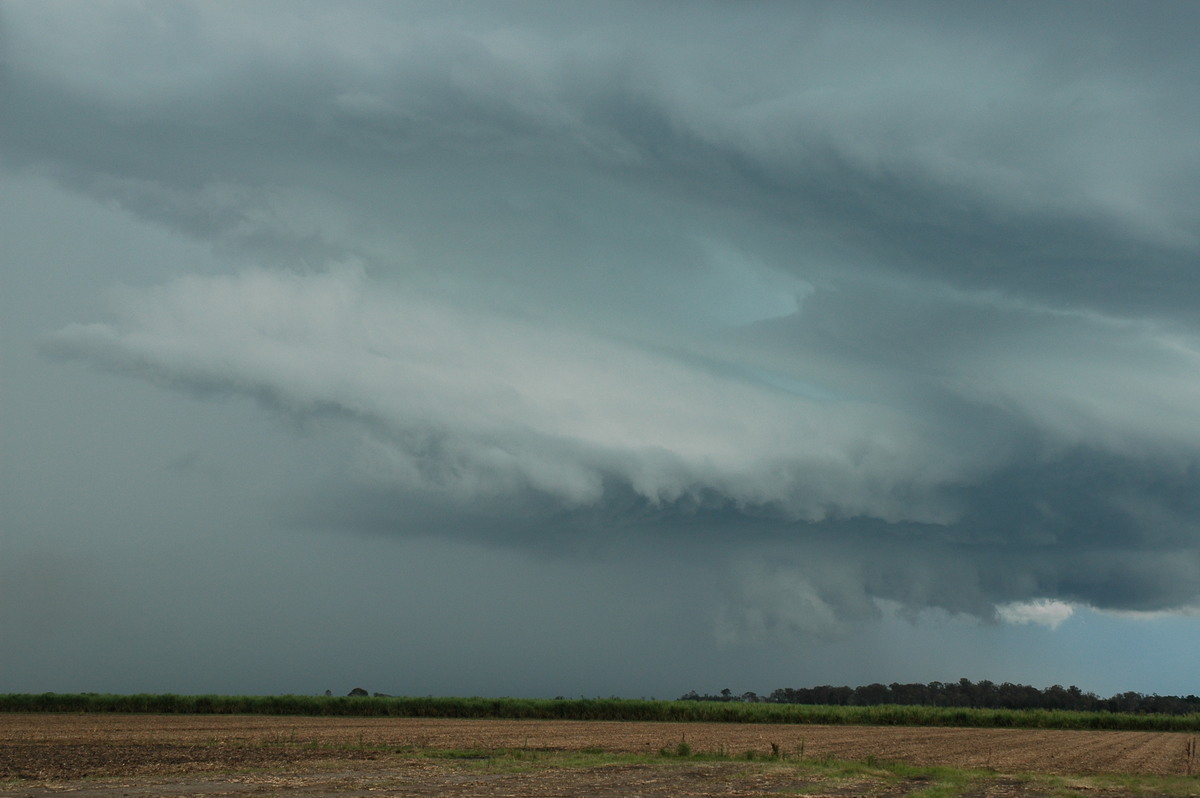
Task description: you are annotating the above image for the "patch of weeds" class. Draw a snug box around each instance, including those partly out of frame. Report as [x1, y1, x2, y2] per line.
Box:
[872, 761, 1015, 798]
[658, 739, 692, 757]
[1060, 772, 1200, 797]
[898, 774, 984, 798]
[424, 747, 495, 760]
[730, 744, 793, 762]
[418, 747, 642, 775]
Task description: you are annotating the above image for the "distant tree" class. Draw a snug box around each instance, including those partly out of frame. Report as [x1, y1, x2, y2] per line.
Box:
[689, 679, 1194, 715]
[852, 683, 890, 706]
[1108, 691, 1143, 713]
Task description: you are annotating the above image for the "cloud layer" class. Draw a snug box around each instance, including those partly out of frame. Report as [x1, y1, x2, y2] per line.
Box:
[9, 1, 1200, 643]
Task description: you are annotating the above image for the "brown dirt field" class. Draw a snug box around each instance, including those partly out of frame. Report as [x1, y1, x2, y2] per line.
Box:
[1, 714, 1198, 797]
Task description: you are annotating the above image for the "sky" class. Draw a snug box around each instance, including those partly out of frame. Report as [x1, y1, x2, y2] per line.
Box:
[3, 1, 1200, 700]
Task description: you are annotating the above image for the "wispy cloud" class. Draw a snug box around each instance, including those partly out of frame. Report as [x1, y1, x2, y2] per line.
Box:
[996, 599, 1075, 630]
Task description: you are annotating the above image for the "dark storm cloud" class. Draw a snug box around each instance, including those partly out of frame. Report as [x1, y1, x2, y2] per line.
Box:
[13, 1, 1200, 636]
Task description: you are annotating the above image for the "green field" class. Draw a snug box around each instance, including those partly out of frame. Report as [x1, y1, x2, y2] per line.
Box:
[4, 693, 1200, 732]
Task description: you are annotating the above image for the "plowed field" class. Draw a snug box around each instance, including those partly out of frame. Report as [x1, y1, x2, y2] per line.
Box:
[2, 714, 1198, 797]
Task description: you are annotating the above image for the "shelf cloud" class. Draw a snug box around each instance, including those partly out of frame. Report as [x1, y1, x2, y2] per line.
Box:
[6, 1, 1200, 695]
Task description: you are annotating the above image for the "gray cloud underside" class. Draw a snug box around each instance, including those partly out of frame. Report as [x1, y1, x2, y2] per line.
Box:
[10, 1, 1200, 631]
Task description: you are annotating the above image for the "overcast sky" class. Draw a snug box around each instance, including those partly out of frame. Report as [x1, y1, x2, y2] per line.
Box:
[4, 1, 1200, 700]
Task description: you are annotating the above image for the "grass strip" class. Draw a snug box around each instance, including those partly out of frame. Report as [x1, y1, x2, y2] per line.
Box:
[3, 693, 1200, 732]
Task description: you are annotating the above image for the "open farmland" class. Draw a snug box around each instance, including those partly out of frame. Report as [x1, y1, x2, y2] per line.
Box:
[3, 714, 1200, 797]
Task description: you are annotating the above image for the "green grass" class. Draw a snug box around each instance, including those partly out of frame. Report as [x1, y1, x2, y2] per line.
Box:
[3, 693, 1200, 732]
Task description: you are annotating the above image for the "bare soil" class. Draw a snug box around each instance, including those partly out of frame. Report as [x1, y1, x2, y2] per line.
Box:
[1, 714, 1197, 797]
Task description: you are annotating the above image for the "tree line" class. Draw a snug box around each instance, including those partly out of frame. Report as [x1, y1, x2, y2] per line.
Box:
[7, 692, 1200, 729]
[679, 678, 1200, 715]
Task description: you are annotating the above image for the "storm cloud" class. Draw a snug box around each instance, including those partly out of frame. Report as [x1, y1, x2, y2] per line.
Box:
[5, 1, 1200, 695]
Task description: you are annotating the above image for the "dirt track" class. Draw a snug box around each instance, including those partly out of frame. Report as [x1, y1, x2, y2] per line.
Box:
[2, 714, 1198, 797]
